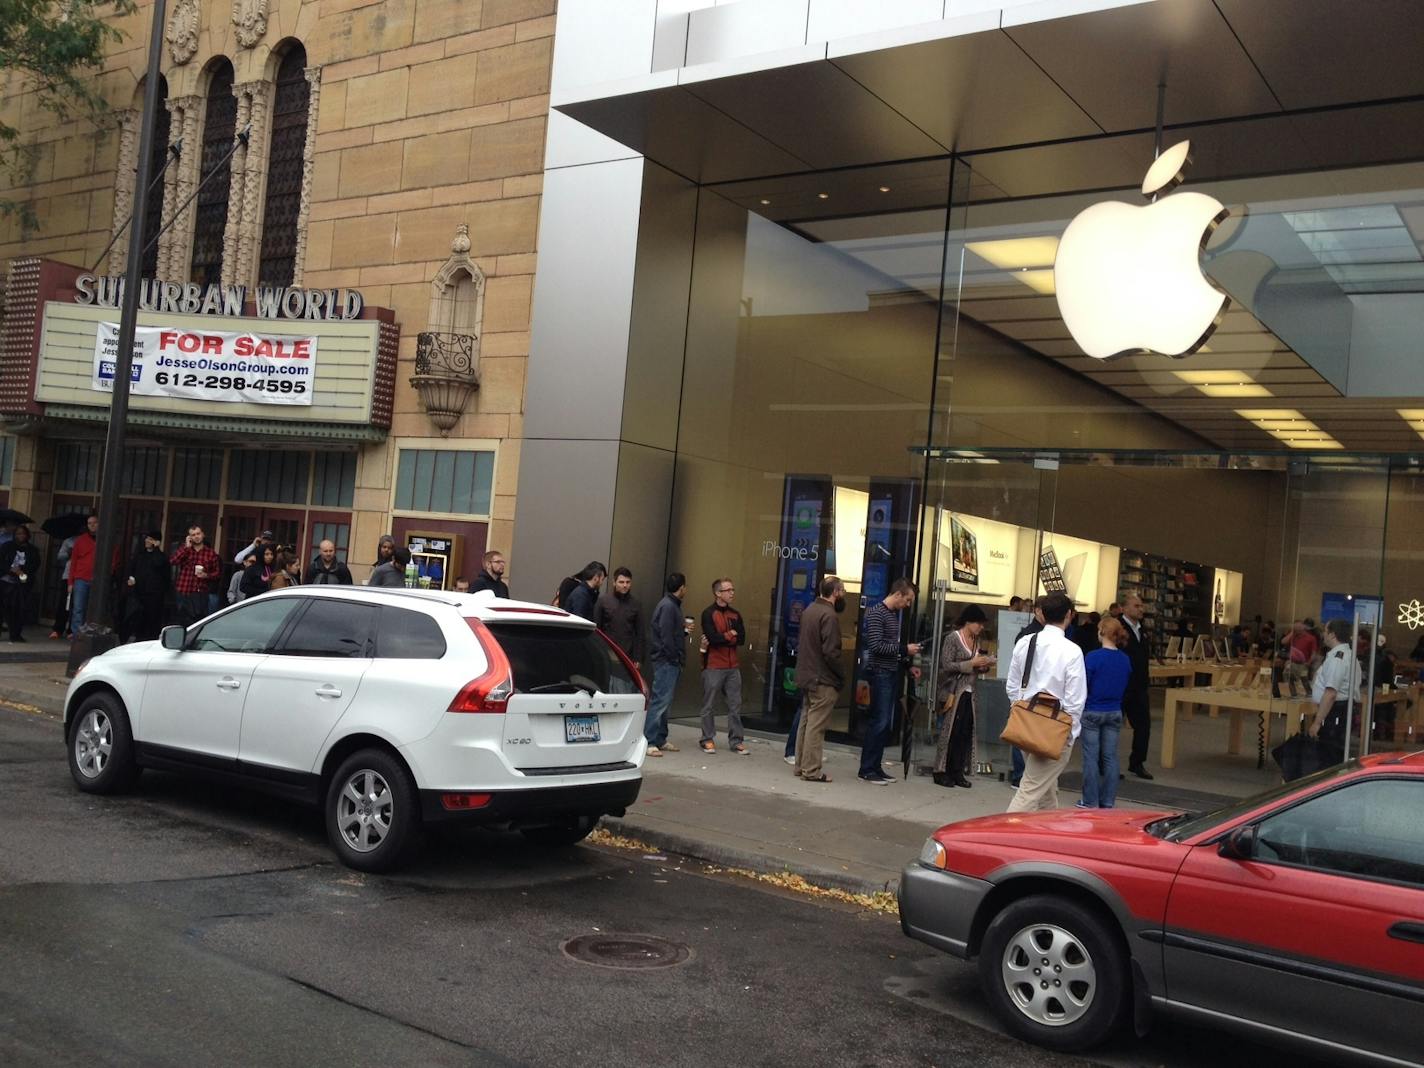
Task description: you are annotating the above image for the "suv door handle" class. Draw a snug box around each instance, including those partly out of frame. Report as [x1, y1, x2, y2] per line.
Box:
[315, 685, 343, 698]
[1388, 922, 1424, 944]
[216, 677, 241, 690]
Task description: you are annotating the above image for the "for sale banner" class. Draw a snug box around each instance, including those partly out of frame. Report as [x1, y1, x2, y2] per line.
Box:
[92, 322, 317, 405]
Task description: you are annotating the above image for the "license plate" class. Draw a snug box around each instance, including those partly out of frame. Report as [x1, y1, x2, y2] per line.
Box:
[564, 714, 600, 744]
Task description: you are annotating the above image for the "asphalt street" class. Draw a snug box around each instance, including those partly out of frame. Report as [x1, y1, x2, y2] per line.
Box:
[1, 705, 1322, 1068]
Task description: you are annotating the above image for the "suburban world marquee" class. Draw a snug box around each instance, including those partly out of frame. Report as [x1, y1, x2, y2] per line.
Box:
[73, 272, 365, 322]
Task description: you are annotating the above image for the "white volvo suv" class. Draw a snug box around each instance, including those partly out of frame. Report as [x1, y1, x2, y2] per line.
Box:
[63, 587, 648, 871]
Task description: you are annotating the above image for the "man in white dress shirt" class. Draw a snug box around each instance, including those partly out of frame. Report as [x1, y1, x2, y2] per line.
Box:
[1005, 591, 1087, 812]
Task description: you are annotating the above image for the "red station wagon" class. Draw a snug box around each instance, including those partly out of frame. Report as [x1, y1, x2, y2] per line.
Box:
[899, 753, 1424, 1065]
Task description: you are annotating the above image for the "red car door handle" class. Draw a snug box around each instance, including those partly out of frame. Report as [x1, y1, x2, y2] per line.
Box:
[1388, 922, 1424, 944]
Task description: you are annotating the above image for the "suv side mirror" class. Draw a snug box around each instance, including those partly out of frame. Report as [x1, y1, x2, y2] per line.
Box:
[160, 625, 186, 652]
[1218, 824, 1257, 861]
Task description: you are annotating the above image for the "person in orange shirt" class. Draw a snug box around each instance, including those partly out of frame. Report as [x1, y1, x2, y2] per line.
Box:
[698, 577, 747, 754]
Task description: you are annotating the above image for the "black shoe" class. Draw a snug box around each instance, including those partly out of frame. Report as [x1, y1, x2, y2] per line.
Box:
[952, 775, 973, 789]
[1129, 765, 1155, 780]
[932, 772, 949, 786]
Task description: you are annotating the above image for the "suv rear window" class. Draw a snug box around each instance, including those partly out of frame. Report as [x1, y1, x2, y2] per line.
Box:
[485, 623, 639, 695]
[376, 605, 447, 659]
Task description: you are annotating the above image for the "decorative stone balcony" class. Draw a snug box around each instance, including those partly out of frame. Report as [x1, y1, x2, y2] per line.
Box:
[411, 330, 480, 434]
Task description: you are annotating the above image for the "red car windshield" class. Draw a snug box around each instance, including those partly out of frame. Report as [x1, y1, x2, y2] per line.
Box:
[1153, 762, 1362, 842]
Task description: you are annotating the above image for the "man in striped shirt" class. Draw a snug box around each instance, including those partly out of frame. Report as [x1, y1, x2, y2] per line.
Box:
[858, 578, 923, 784]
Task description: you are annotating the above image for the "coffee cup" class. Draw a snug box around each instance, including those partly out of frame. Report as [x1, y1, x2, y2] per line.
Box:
[194, 565, 206, 577]
[18, 574, 26, 583]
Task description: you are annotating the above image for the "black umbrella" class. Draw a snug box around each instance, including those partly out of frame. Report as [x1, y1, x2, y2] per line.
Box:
[41, 513, 89, 540]
[0, 507, 32, 525]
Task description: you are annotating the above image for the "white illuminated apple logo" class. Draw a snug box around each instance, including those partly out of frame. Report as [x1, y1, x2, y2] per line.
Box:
[1054, 141, 1229, 360]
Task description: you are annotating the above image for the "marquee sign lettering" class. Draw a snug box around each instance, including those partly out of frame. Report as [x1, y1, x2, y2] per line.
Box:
[73, 273, 364, 322]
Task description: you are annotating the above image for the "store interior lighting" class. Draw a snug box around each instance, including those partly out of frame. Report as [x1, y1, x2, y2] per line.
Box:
[1235, 408, 1344, 449]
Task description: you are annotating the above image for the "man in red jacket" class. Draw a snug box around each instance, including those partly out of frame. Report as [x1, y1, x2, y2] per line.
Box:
[67, 514, 99, 634]
[698, 577, 747, 754]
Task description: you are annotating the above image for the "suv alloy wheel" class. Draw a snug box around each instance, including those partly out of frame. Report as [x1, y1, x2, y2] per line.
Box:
[325, 748, 419, 872]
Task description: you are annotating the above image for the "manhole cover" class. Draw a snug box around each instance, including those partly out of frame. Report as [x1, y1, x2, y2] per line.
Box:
[561, 933, 693, 970]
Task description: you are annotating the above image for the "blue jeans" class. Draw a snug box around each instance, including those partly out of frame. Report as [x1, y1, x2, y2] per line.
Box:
[1011, 746, 1025, 785]
[859, 669, 897, 778]
[70, 579, 91, 633]
[785, 700, 802, 758]
[645, 661, 681, 746]
[1078, 710, 1123, 808]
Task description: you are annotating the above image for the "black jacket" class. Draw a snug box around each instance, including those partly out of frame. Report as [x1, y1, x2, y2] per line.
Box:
[306, 556, 353, 586]
[125, 546, 170, 600]
[594, 590, 644, 662]
[0, 539, 40, 586]
[1123, 618, 1150, 699]
[649, 593, 686, 667]
[564, 581, 598, 621]
[240, 564, 272, 600]
[471, 570, 510, 599]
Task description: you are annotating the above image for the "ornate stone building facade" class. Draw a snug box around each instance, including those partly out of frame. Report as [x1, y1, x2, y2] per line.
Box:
[0, 0, 553, 584]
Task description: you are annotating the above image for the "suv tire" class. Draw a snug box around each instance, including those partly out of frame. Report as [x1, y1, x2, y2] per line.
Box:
[67, 692, 140, 794]
[978, 893, 1128, 1052]
[521, 816, 598, 848]
[326, 748, 419, 872]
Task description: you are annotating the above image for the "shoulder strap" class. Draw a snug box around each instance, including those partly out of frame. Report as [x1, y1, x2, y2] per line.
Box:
[1020, 632, 1039, 688]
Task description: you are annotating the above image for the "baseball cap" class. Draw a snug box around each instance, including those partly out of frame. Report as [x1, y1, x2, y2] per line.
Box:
[260, 529, 275, 539]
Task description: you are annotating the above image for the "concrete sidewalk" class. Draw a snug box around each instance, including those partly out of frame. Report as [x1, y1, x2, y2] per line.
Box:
[606, 722, 1064, 895]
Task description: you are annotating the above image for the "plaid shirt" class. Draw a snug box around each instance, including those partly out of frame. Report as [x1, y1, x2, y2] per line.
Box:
[170, 543, 221, 595]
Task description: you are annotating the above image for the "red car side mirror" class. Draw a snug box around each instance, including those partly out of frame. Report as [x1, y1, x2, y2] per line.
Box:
[1218, 824, 1257, 861]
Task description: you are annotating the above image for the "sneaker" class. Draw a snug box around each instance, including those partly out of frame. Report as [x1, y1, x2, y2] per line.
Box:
[859, 773, 891, 786]
[783, 755, 796, 766]
[730, 743, 750, 755]
[661, 742, 680, 753]
[646, 746, 663, 757]
[1074, 801, 1093, 809]
[699, 741, 716, 753]
[48, 631, 60, 640]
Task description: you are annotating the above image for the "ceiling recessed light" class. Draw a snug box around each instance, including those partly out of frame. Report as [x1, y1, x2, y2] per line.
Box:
[817, 192, 829, 200]
[1175, 370, 1251, 385]
[1198, 384, 1273, 398]
[965, 236, 1060, 270]
[759, 198, 770, 205]
[1014, 269, 1056, 295]
[878, 186, 890, 193]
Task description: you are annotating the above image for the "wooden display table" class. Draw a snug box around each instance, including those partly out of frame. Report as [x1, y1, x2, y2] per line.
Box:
[1161, 685, 1410, 769]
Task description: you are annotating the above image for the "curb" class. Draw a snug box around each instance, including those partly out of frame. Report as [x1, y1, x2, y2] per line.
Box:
[602, 815, 901, 899]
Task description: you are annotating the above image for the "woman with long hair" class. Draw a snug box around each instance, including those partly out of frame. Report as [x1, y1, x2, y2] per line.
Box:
[1078, 616, 1131, 809]
[269, 551, 302, 590]
[933, 604, 996, 788]
[240, 545, 276, 599]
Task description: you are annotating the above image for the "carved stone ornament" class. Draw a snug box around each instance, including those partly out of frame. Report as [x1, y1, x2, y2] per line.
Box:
[232, 0, 270, 49]
[165, 0, 200, 65]
[411, 225, 486, 434]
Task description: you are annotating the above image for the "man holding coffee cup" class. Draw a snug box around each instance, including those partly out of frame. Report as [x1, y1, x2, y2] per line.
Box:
[170, 524, 222, 625]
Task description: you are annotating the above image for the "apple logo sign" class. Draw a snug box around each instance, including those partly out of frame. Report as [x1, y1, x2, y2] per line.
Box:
[1054, 140, 1229, 360]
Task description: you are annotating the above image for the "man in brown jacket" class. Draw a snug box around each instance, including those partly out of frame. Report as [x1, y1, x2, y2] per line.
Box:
[793, 576, 846, 782]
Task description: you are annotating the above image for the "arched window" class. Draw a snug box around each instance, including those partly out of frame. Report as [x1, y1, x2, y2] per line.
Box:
[190, 59, 236, 286]
[139, 76, 170, 279]
[258, 45, 309, 288]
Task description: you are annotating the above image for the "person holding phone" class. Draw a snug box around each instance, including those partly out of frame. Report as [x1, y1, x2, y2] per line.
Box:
[169, 524, 221, 626]
[933, 604, 995, 788]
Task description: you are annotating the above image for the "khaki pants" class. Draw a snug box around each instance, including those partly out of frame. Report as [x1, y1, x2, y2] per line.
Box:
[794, 682, 838, 779]
[1007, 744, 1074, 813]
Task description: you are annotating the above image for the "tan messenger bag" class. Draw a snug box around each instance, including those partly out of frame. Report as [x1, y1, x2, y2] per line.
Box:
[1000, 633, 1072, 759]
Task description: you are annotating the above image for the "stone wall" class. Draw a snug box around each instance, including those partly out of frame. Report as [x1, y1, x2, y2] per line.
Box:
[0, 0, 552, 574]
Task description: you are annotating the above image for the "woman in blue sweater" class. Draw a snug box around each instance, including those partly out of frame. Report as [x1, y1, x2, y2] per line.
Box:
[1078, 616, 1132, 808]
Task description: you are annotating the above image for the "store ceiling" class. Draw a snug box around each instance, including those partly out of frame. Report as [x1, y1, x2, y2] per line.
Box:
[558, 0, 1424, 455]
[557, 0, 1424, 188]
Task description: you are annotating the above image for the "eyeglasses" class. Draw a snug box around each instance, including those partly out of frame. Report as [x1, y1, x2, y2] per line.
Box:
[718, 586, 735, 594]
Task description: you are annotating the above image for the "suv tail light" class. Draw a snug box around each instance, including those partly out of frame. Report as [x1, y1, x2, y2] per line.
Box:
[451, 618, 514, 713]
[598, 627, 649, 703]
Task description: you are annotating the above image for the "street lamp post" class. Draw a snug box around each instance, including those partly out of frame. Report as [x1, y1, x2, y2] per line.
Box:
[69, 0, 169, 675]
